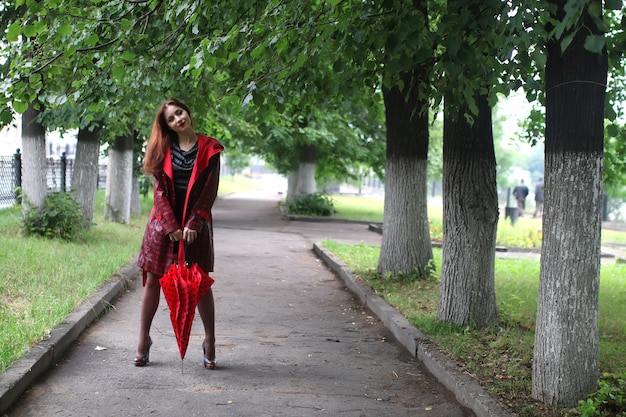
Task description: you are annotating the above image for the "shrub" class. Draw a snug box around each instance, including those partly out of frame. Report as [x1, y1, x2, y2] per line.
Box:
[288, 193, 335, 216]
[22, 191, 84, 240]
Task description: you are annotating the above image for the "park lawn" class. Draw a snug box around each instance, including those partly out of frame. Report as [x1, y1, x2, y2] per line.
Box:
[331, 195, 384, 222]
[321, 240, 626, 417]
[330, 194, 542, 246]
[329, 194, 626, 249]
[330, 194, 445, 223]
[0, 191, 154, 373]
[218, 174, 264, 195]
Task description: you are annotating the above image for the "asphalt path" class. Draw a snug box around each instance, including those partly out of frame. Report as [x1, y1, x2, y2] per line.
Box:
[4, 191, 478, 417]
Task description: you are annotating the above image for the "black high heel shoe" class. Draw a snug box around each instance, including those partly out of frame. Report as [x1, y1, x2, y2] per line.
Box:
[134, 337, 152, 367]
[203, 343, 216, 370]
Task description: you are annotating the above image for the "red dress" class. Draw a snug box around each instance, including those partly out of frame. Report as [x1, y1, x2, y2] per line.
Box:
[137, 134, 224, 283]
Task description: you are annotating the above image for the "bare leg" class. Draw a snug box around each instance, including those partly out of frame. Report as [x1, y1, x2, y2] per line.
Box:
[135, 272, 160, 362]
[198, 288, 216, 366]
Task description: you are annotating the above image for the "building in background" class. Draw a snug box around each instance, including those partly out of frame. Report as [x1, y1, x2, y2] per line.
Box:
[0, 115, 77, 158]
[0, 123, 20, 157]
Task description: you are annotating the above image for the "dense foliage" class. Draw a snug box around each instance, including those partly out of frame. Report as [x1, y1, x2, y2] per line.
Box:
[22, 191, 83, 240]
[287, 192, 335, 216]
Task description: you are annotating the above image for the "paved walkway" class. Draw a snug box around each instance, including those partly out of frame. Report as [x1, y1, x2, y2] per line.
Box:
[1, 192, 519, 417]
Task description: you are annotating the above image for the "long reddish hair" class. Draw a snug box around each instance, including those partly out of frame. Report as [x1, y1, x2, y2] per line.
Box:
[142, 98, 194, 175]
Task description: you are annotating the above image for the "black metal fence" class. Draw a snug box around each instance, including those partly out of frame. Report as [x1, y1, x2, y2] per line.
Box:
[0, 150, 21, 205]
[0, 149, 105, 207]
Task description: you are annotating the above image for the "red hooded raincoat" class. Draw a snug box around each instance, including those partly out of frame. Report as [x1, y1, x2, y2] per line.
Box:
[137, 134, 224, 283]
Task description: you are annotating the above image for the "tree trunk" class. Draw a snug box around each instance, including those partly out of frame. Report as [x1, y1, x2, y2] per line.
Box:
[437, 95, 499, 327]
[72, 124, 101, 226]
[104, 133, 134, 223]
[130, 140, 141, 215]
[295, 144, 316, 195]
[286, 170, 298, 203]
[532, 1, 607, 407]
[130, 175, 141, 215]
[378, 68, 433, 278]
[20, 103, 47, 216]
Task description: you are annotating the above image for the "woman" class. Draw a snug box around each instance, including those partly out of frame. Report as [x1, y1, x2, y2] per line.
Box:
[135, 98, 223, 369]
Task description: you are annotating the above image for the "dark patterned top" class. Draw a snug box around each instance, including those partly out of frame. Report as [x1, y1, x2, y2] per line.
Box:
[171, 141, 198, 224]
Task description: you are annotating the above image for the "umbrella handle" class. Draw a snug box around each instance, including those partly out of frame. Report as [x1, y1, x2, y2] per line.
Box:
[178, 241, 190, 266]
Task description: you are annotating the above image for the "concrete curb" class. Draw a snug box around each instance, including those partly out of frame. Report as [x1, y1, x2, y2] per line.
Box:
[0, 255, 141, 415]
[284, 214, 373, 224]
[313, 243, 518, 417]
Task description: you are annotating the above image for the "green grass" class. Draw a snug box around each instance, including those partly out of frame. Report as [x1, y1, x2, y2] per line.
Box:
[329, 194, 544, 247]
[603, 229, 626, 245]
[327, 194, 626, 249]
[321, 239, 626, 417]
[0, 193, 151, 373]
[331, 195, 384, 222]
[219, 174, 264, 195]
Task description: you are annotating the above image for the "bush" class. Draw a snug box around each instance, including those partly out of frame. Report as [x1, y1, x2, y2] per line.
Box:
[288, 193, 335, 216]
[22, 191, 84, 240]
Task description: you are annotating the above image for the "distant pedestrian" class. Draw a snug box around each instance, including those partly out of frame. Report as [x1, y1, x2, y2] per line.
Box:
[534, 177, 544, 218]
[513, 179, 529, 216]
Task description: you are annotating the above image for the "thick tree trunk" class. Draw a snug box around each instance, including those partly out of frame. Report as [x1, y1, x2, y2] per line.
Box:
[532, 1, 607, 407]
[20, 103, 47, 216]
[378, 68, 432, 278]
[437, 95, 499, 327]
[295, 144, 316, 195]
[72, 125, 101, 226]
[104, 134, 134, 223]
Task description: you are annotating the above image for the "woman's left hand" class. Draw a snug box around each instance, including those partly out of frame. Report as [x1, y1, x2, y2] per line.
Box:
[183, 227, 197, 243]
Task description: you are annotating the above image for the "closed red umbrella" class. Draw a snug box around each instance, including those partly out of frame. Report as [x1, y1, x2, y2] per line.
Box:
[159, 243, 214, 368]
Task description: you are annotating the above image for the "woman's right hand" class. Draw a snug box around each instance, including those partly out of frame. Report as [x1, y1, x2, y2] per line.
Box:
[168, 229, 183, 242]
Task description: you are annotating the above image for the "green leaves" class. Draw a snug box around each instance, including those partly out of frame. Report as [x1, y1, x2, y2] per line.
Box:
[551, 0, 616, 55]
[6, 21, 22, 42]
[57, 22, 72, 37]
[0, 0, 623, 186]
[110, 62, 126, 82]
[554, 0, 584, 42]
[12, 100, 29, 114]
[584, 34, 606, 53]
